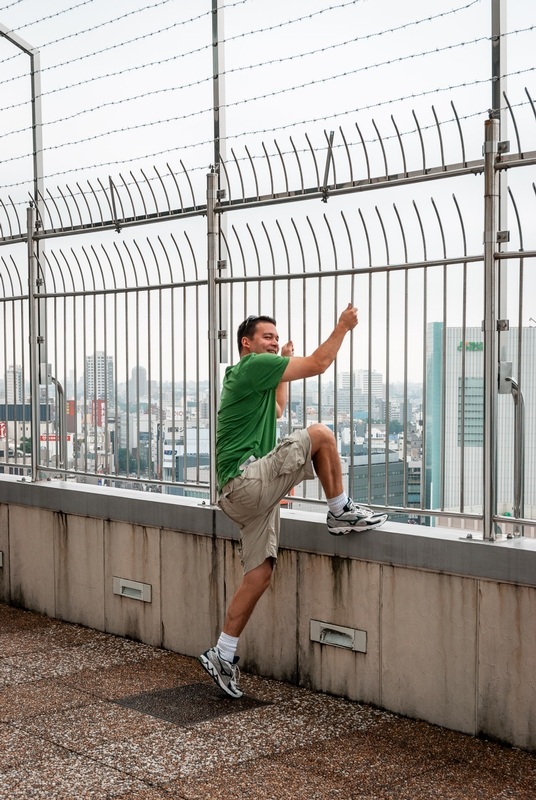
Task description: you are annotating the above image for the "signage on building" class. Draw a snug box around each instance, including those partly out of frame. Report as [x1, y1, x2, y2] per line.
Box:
[457, 341, 483, 351]
[0, 422, 5, 438]
[40, 435, 72, 441]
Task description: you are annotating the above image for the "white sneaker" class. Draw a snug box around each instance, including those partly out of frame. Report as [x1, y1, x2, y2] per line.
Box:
[327, 498, 388, 535]
[198, 646, 243, 698]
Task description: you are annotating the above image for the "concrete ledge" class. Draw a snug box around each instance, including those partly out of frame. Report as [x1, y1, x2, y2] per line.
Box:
[1, 476, 534, 588]
[1, 476, 535, 750]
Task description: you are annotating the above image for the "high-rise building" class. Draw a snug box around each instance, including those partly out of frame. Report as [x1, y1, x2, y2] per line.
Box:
[355, 369, 384, 400]
[6, 365, 23, 404]
[425, 323, 535, 518]
[85, 352, 114, 406]
[130, 366, 148, 397]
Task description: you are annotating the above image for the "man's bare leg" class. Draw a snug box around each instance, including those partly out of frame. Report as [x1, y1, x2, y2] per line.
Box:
[223, 557, 273, 638]
[306, 423, 344, 498]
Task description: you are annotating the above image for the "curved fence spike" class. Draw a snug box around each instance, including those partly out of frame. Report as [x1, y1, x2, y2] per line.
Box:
[56, 186, 74, 230]
[44, 252, 59, 294]
[305, 216, 321, 272]
[323, 130, 337, 191]
[119, 173, 135, 219]
[46, 188, 64, 231]
[76, 182, 93, 227]
[323, 214, 338, 270]
[289, 137, 305, 194]
[274, 139, 289, 196]
[507, 186, 523, 252]
[68, 247, 86, 293]
[183, 230, 198, 281]
[244, 145, 260, 201]
[392, 203, 408, 263]
[232, 224, 247, 277]
[231, 148, 246, 203]
[452, 194, 467, 258]
[220, 227, 232, 276]
[9, 252, 23, 295]
[431, 106, 446, 171]
[246, 223, 261, 276]
[112, 240, 128, 288]
[122, 241, 141, 288]
[101, 243, 118, 290]
[0, 256, 11, 296]
[291, 218, 306, 272]
[35, 190, 51, 232]
[147, 237, 163, 284]
[179, 161, 197, 210]
[412, 109, 426, 174]
[65, 184, 83, 228]
[166, 163, 185, 213]
[86, 181, 104, 227]
[358, 208, 372, 268]
[91, 243, 107, 290]
[169, 232, 186, 282]
[219, 157, 232, 205]
[129, 172, 148, 219]
[340, 210, 354, 271]
[304, 132, 321, 191]
[8, 196, 22, 237]
[375, 206, 389, 266]
[450, 101, 466, 168]
[339, 126, 353, 186]
[431, 197, 447, 259]
[355, 123, 371, 184]
[503, 92, 522, 155]
[140, 169, 159, 216]
[261, 221, 275, 275]
[275, 219, 291, 274]
[0, 198, 11, 239]
[133, 239, 150, 285]
[372, 119, 388, 180]
[262, 142, 275, 199]
[154, 167, 171, 217]
[157, 235, 173, 282]
[391, 115, 407, 178]
[412, 200, 427, 262]
[525, 88, 536, 123]
[81, 246, 98, 291]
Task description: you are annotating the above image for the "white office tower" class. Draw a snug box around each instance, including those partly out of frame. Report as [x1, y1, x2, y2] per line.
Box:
[85, 352, 114, 405]
[6, 365, 23, 404]
[355, 370, 384, 399]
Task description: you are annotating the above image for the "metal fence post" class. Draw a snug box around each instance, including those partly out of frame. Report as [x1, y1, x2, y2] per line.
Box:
[27, 206, 40, 482]
[207, 171, 220, 505]
[482, 117, 500, 540]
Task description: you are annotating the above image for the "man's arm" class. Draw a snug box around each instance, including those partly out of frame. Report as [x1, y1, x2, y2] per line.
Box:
[281, 304, 358, 383]
[276, 341, 294, 418]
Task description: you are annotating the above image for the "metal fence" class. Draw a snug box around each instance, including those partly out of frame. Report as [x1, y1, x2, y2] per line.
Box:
[1, 89, 536, 539]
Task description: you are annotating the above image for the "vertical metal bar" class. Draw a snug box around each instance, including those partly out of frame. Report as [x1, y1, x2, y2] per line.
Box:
[27, 206, 40, 481]
[492, 0, 509, 369]
[483, 117, 500, 541]
[212, 0, 226, 173]
[207, 171, 220, 505]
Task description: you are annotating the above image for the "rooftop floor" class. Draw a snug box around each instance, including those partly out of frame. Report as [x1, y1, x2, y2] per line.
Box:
[1, 603, 535, 800]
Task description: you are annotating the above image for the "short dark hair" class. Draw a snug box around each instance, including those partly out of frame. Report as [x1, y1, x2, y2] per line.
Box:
[237, 314, 276, 354]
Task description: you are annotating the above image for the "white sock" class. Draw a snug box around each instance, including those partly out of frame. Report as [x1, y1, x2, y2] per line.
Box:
[327, 492, 349, 516]
[217, 631, 239, 663]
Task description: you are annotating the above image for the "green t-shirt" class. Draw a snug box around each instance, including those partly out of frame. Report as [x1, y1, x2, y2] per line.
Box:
[216, 352, 290, 491]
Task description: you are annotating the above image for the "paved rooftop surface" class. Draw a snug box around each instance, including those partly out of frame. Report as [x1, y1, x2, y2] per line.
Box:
[1, 603, 535, 799]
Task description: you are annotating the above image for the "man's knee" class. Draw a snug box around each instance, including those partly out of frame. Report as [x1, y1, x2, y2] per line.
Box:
[307, 423, 336, 453]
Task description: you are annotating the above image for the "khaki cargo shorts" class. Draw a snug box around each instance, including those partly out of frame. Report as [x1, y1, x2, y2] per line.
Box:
[218, 428, 314, 574]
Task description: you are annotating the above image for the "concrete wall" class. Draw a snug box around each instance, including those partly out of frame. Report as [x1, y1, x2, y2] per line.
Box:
[0, 476, 535, 752]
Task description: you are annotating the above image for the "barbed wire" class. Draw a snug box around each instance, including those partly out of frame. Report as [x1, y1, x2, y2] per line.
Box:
[0, 0, 23, 11]
[0, 0, 253, 71]
[9, 0, 94, 32]
[0, 1, 486, 126]
[0, 33, 491, 153]
[0, 0, 200, 67]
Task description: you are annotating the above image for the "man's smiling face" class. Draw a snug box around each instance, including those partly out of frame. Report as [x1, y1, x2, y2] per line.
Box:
[241, 321, 280, 356]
